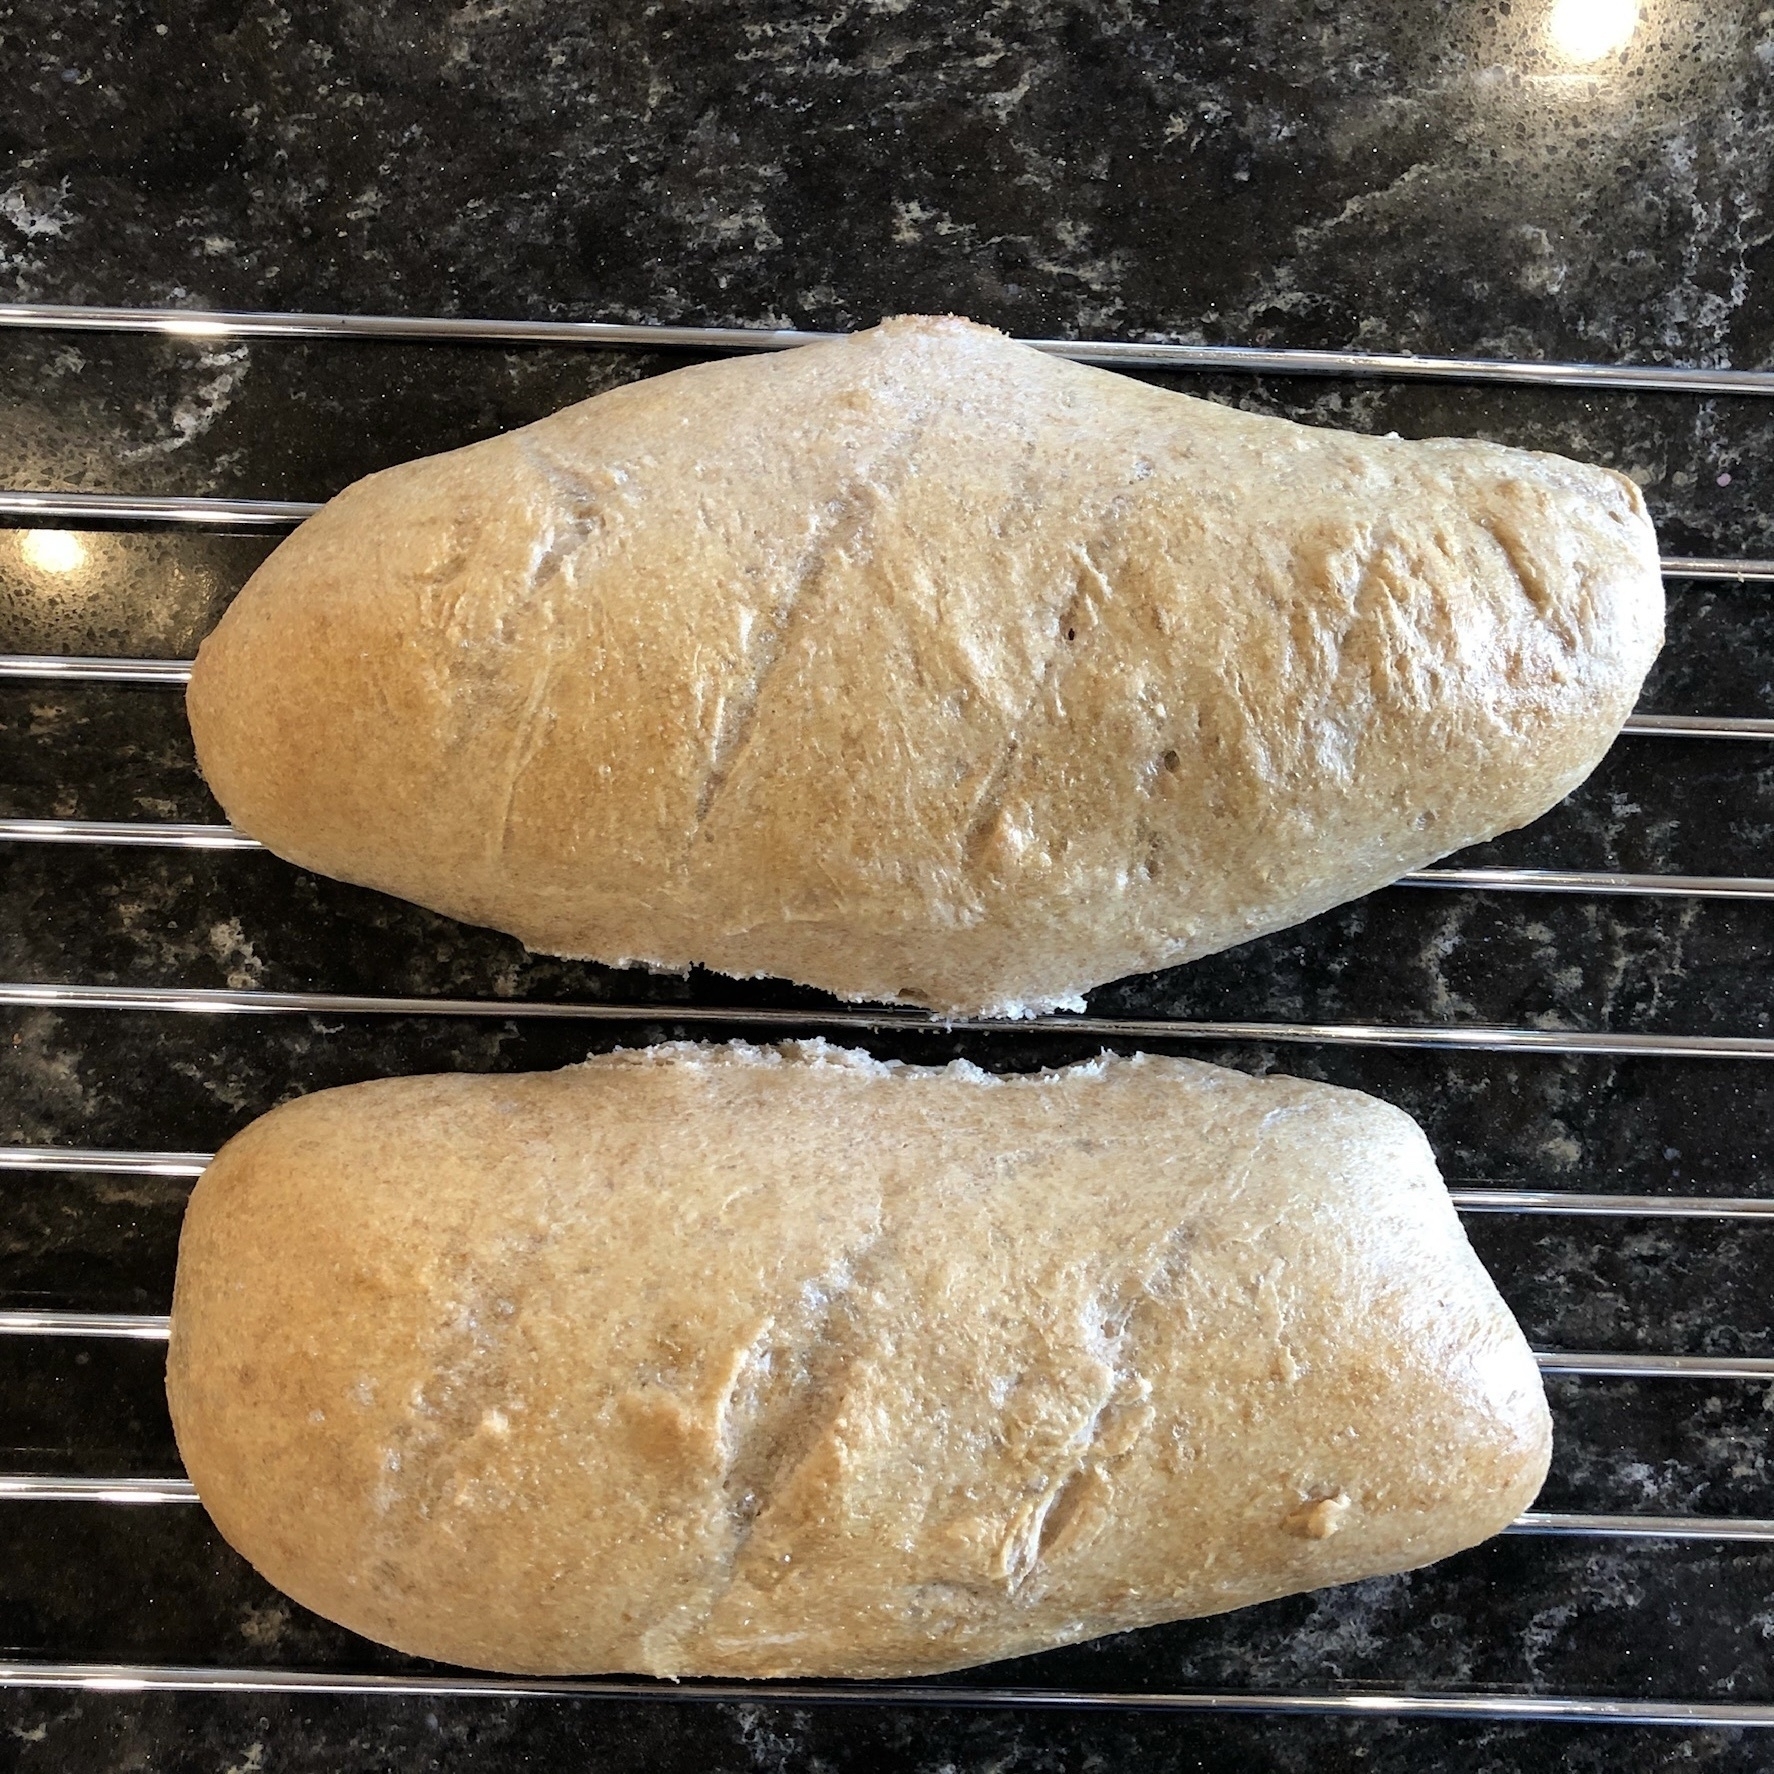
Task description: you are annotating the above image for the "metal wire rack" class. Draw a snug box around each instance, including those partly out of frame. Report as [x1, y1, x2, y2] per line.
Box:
[3, 300, 1774, 1730]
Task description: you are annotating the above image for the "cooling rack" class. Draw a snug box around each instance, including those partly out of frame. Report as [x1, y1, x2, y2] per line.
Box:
[2, 299, 1773, 1730]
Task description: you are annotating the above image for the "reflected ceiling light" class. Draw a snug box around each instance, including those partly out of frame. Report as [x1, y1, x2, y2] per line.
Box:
[1548, 0, 1639, 61]
[19, 530, 87, 574]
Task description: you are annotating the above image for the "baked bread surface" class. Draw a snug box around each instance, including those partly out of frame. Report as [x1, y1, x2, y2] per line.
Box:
[185, 316, 1663, 1016]
[167, 1043, 1551, 1678]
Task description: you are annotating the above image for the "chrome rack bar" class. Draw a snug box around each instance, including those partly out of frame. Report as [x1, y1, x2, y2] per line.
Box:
[11, 300, 1774, 397]
[1533, 1350, 1774, 1380]
[0, 1308, 1763, 1377]
[0, 1659, 1768, 1724]
[1448, 1188, 1774, 1217]
[0, 655, 193, 684]
[0, 491, 317, 528]
[0, 819, 262, 850]
[5, 979, 1774, 1059]
[0, 1310, 170, 1340]
[0, 1146, 211, 1177]
[1401, 868, 1774, 899]
[0, 1475, 197, 1504]
[4, 1146, 1770, 1217]
[10, 818, 1774, 899]
[3, 1475, 1769, 1544]
[1624, 713, 1774, 739]
[6, 1147, 1772, 1216]
[7, 656, 1774, 715]
[7, 685, 1768, 741]
[0, 490, 1768, 585]
[1509, 1512, 1774, 1541]
[0, 303, 829, 354]
[0, 704, 1758, 746]
[1662, 556, 1774, 580]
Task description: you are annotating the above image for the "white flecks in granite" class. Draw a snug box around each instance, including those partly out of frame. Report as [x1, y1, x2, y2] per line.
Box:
[5, 1011, 95, 1134]
[0, 174, 79, 260]
[1412, 900, 1480, 1024]
[237, 1599, 294, 1650]
[205, 916, 267, 991]
[121, 345, 253, 460]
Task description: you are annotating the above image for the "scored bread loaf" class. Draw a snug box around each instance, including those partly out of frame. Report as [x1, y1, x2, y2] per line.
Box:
[167, 1042, 1551, 1679]
[185, 316, 1663, 1017]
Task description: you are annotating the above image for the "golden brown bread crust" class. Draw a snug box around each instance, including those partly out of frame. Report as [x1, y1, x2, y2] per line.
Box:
[186, 315, 1664, 1014]
[166, 1043, 1551, 1678]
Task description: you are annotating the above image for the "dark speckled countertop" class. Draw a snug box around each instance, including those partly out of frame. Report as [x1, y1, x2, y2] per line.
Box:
[4, 2, 1774, 1770]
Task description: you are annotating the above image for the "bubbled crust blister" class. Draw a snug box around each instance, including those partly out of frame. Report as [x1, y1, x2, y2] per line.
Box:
[166, 1044, 1551, 1679]
[186, 316, 1663, 1014]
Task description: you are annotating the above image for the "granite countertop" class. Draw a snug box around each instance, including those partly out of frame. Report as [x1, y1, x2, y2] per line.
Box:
[3, 2, 1774, 1769]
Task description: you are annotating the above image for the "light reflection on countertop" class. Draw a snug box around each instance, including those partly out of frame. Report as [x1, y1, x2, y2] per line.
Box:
[17, 530, 88, 578]
[0, 529, 270, 656]
[1548, 0, 1640, 64]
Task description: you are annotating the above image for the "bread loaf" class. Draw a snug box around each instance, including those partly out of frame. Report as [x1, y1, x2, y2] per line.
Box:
[186, 315, 1662, 1015]
[167, 1042, 1550, 1678]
